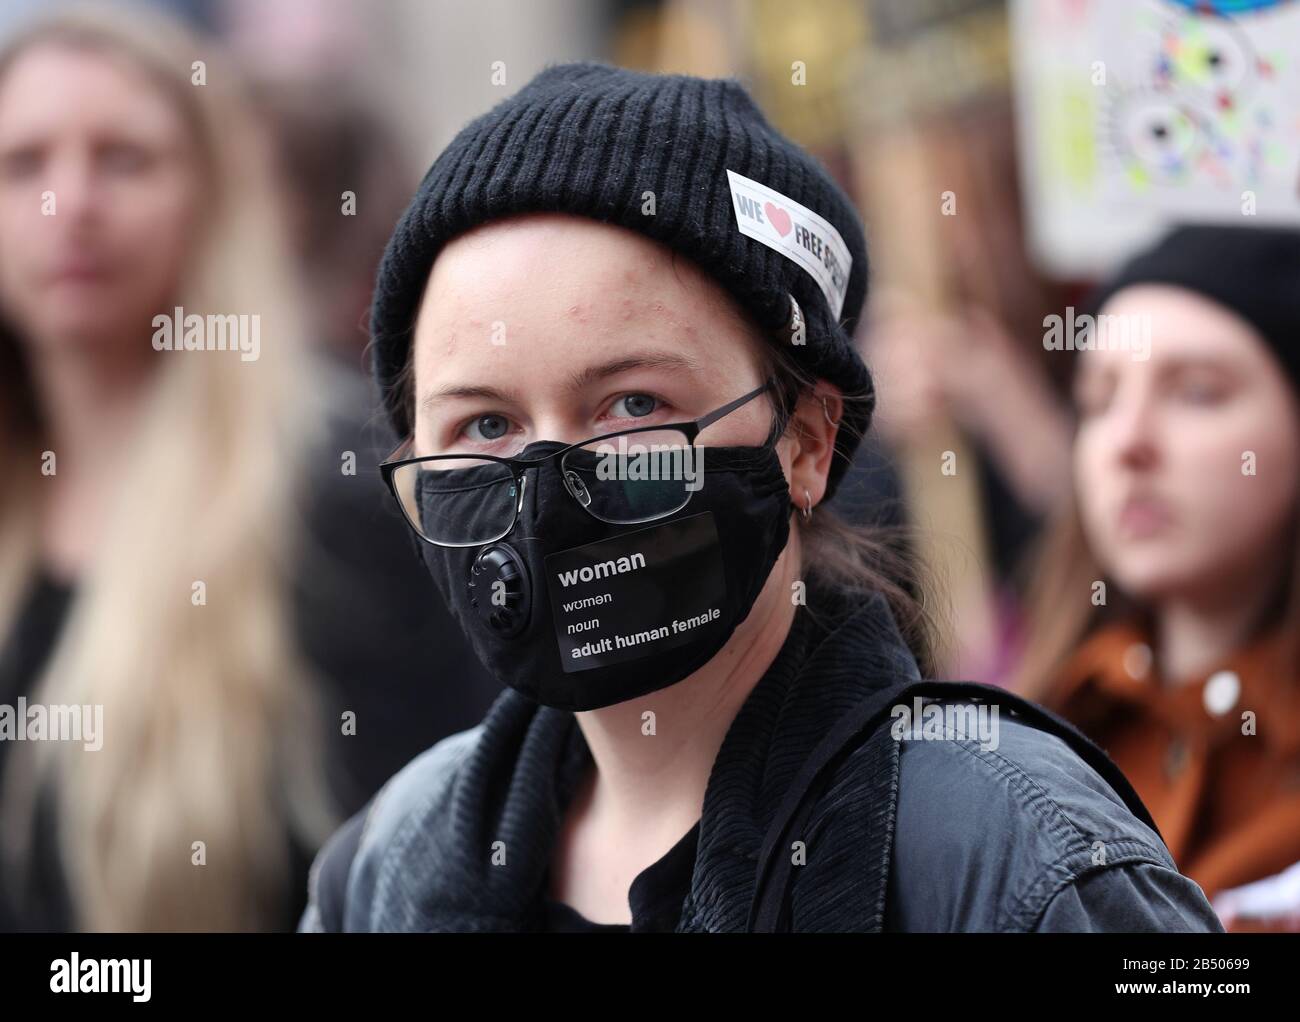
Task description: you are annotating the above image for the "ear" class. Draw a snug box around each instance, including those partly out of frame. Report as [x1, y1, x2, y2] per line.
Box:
[780, 382, 843, 512]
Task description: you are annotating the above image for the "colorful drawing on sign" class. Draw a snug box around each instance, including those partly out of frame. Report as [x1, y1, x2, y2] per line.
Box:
[1099, 5, 1290, 192]
[1166, 0, 1296, 13]
[1012, 0, 1300, 275]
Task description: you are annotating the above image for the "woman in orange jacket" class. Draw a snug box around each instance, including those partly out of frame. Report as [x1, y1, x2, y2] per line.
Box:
[1016, 224, 1300, 927]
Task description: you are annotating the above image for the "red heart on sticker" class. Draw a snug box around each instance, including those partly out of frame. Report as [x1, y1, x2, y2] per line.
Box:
[764, 202, 792, 237]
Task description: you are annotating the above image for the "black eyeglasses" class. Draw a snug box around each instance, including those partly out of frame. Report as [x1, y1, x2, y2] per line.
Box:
[380, 380, 777, 548]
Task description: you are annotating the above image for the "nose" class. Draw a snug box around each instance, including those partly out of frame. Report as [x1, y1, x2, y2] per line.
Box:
[1111, 388, 1161, 472]
[49, 151, 99, 223]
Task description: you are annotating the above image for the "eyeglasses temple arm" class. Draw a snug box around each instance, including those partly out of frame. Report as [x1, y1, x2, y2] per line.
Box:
[694, 380, 774, 431]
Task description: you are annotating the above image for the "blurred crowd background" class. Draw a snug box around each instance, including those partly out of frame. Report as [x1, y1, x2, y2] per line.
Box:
[0, 0, 1298, 933]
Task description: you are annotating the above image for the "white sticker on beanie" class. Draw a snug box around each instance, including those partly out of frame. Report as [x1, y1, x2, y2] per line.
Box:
[725, 169, 852, 320]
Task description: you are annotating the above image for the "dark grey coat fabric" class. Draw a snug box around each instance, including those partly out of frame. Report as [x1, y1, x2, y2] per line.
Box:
[298, 584, 1225, 933]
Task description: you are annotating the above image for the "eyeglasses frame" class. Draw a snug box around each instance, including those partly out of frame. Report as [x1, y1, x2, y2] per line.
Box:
[379, 379, 779, 548]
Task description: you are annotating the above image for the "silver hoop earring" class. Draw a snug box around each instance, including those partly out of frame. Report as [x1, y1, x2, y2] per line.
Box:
[822, 397, 839, 427]
[801, 488, 813, 523]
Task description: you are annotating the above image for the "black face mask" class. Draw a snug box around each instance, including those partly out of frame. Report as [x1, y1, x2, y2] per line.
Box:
[416, 435, 793, 711]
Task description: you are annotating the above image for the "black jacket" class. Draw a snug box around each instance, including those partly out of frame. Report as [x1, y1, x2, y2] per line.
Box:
[299, 582, 1225, 932]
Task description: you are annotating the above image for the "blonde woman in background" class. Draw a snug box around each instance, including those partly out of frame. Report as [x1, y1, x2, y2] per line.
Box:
[0, 5, 495, 931]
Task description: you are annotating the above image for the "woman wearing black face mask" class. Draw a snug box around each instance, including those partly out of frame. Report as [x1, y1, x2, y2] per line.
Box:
[300, 63, 1223, 933]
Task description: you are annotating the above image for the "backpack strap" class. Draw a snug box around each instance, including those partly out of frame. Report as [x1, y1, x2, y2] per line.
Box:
[746, 679, 1163, 932]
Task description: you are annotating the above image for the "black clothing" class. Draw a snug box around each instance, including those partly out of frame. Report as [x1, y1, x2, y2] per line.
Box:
[302, 581, 1225, 933]
[0, 568, 76, 931]
[537, 819, 700, 933]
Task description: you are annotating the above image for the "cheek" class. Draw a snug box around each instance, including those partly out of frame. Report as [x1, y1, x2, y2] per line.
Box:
[1167, 404, 1300, 538]
[1131, 407, 1298, 597]
[1072, 428, 1114, 534]
[0, 192, 50, 303]
[109, 172, 197, 295]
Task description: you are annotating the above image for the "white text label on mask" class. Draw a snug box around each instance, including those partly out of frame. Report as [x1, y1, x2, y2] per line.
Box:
[544, 512, 726, 673]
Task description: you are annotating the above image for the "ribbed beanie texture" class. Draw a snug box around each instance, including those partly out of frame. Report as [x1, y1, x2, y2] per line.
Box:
[369, 61, 873, 499]
[1087, 223, 1300, 393]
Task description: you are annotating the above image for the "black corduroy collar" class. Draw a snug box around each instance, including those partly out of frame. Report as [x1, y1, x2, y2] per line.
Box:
[404, 583, 920, 931]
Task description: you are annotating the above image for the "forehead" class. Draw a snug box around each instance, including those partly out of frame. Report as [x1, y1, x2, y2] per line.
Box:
[1080, 283, 1268, 374]
[421, 212, 732, 311]
[0, 42, 179, 139]
[412, 212, 761, 378]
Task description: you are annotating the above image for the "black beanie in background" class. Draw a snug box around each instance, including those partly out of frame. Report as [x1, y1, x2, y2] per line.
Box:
[368, 61, 873, 500]
[1087, 223, 1300, 392]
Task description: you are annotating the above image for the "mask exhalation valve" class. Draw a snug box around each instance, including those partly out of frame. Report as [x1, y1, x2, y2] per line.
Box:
[467, 543, 531, 638]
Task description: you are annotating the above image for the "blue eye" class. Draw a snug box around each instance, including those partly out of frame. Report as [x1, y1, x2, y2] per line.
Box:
[612, 393, 657, 418]
[466, 414, 510, 441]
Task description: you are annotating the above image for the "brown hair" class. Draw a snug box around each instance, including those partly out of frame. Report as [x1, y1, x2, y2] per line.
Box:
[1011, 466, 1300, 708]
[759, 328, 940, 676]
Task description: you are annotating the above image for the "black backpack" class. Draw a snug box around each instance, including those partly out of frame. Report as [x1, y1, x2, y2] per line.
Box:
[746, 678, 1163, 932]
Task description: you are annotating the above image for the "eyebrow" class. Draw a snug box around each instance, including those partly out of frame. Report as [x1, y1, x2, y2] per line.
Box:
[1159, 356, 1234, 374]
[418, 350, 705, 415]
[420, 384, 522, 413]
[1072, 353, 1237, 393]
[1082, 354, 1234, 378]
[564, 351, 705, 391]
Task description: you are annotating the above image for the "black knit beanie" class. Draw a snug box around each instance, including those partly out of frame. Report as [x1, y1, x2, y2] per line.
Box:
[368, 61, 873, 500]
[1086, 223, 1300, 391]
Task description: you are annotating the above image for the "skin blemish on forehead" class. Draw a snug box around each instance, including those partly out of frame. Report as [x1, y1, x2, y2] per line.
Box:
[436, 325, 459, 360]
[412, 214, 772, 431]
